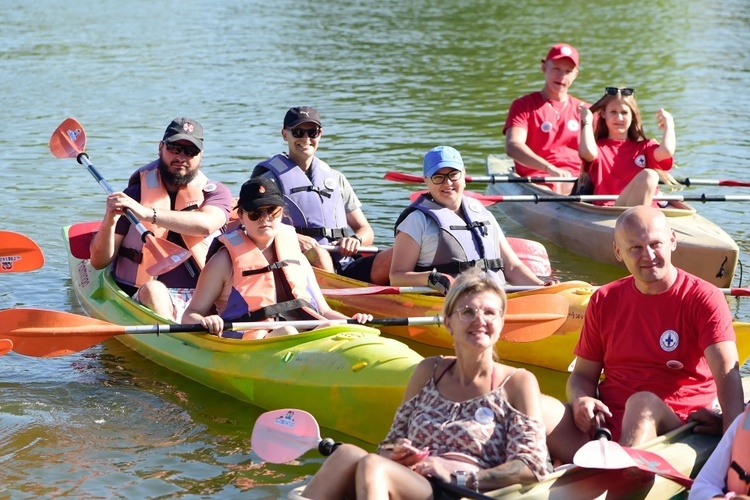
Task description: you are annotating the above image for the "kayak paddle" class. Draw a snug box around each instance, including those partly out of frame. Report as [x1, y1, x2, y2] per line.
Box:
[0, 231, 44, 273]
[386, 171, 750, 189]
[0, 308, 440, 357]
[0, 339, 12, 356]
[49, 118, 191, 277]
[409, 189, 750, 206]
[1, 297, 565, 357]
[251, 408, 496, 500]
[572, 414, 694, 488]
[385, 170, 574, 184]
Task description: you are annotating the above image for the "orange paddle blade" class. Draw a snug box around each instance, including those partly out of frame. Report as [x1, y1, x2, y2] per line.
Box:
[142, 237, 192, 276]
[0, 339, 12, 356]
[501, 294, 568, 342]
[3, 308, 125, 357]
[49, 118, 86, 158]
[0, 231, 44, 273]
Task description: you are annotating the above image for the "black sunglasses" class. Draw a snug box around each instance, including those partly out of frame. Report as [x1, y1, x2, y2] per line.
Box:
[289, 128, 322, 139]
[605, 87, 635, 97]
[247, 205, 283, 221]
[429, 170, 463, 185]
[164, 142, 201, 158]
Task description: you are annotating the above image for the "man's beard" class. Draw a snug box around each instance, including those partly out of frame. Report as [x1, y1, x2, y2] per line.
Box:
[158, 158, 197, 187]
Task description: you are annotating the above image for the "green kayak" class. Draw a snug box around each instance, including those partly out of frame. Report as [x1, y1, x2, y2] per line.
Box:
[64, 225, 422, 445]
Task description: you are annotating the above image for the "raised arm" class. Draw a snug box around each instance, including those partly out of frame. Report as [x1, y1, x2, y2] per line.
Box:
[578, 104, 598, 162]
[654, 109, 676, 162]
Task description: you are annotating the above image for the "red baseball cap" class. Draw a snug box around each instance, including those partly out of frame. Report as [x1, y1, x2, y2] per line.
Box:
[544, 44, 579, 67]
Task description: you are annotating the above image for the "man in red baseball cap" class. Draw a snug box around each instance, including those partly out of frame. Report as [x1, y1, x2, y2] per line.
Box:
[503, 43, 587, 194]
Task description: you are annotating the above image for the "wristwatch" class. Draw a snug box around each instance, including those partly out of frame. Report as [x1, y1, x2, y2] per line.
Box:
[350, 234, 363, 244]
[451, 470, 469, 487]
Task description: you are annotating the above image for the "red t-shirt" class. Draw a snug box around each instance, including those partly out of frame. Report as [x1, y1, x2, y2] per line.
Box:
[574, 269, 734, 441]
[503, 91, 585, 178]
[588, 138, 674, 206]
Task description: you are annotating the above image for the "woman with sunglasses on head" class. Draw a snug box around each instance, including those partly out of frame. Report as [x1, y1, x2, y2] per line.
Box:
[301, 267, 550, 499]
[389, 146, 547, 296]
[577, 87, 676, 207]
[182, 177, 372, 339]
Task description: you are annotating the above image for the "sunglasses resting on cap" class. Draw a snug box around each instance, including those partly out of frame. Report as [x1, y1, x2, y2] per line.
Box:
[605, 87, 635, 97]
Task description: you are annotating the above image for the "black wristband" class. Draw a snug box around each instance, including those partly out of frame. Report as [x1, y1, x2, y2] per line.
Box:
[351, 234, 363, 244]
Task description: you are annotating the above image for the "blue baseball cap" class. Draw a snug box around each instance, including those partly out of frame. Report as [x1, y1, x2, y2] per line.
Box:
[423, 146, 465, 177]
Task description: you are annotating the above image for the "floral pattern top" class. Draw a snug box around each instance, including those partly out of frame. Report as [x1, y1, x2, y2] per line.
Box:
[381, 361, 550, 481]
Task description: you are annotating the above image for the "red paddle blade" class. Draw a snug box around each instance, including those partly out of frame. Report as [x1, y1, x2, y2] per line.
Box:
[0, 231, 44, 273]
[625, 448, 694, 488]
[49, 118, 86, 158]
[501, 294, 568, 342]
[251, 409, 322, 464]
[384, 171, 423, 183]
[0, 339, 12, 356]
[142, 237, 192, 276]
[3, 308, 122, 357]
[507, 237, 552, 277]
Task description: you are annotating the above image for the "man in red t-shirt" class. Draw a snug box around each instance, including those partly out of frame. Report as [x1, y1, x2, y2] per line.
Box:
[504, 43, 586, 194]
[543, 206, 744, 464]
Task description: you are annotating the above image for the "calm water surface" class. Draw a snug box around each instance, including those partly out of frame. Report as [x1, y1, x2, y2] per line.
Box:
[2, 0, 750, 497]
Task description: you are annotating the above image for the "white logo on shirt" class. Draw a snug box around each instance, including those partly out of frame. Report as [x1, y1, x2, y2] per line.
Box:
[635, 154, 647, 168]
[660, 330, 679, 352]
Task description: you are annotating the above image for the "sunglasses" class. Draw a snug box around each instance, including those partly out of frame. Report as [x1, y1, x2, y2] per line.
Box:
[289, 128, 322, 139]
[605, 87, 635, 97]
[247, 205, 283, 221]
[164, 142, 201, 158]
[429, 170, 463, 185]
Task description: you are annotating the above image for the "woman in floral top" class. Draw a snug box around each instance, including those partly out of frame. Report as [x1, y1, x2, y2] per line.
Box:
[302, 267, 551, 499]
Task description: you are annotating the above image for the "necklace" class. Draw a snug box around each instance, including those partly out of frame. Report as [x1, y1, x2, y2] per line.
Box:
[546, 100, 568, 121]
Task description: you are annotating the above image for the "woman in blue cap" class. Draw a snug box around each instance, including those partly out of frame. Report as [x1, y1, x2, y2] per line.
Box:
[390, 146, 547, 295]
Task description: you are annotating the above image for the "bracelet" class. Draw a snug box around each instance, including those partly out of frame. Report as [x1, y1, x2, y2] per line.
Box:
[581, 121, 592, 127]
[152, 208, 157, 224]
[469, 471, 479, 492]
[351, 234, 363, 244]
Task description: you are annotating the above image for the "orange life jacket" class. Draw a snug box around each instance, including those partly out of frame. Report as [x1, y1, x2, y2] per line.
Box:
[114, 164, 218, 287]
[216, 224, 323, 322]
[727, 405, 750, 495]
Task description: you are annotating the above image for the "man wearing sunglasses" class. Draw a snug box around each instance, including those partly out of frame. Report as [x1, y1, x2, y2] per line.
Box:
[504, 43, 587, 194]
[251, 106, 391, 285]
[90, 117, 233, 321]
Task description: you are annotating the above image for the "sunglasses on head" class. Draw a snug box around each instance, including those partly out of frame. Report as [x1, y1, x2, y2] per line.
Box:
[429, 170, 463, 185]
[605, 87, 635, 97]
[246, 205, 283, 221]
[289, 127, 322, 139]
[164, 142, 201, 157]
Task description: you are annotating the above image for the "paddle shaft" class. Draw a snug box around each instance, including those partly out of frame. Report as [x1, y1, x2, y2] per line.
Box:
[473, 192, 750, 203]
[386, 171, 750, 188]
[9, 315, 443, 338]
[77, 153, 153, 241]
[321, 284, 555, 296]
[320, 244, 381, 254]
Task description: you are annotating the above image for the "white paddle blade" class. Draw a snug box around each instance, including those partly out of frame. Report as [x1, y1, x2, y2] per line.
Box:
[251, 409, 322, 464]
[572, 438, 636, 469]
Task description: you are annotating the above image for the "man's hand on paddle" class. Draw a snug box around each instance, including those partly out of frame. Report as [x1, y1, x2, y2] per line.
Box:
[572, 396, 613, 434]
[686, 407, 723, 435]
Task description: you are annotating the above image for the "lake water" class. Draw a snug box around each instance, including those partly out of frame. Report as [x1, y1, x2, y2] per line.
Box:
[2, 0, 750, 497]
